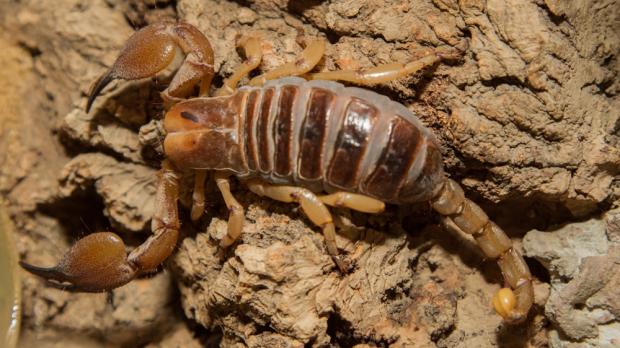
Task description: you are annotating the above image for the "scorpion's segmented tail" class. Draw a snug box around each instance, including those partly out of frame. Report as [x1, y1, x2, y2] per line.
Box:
[431, 178, 534, 323]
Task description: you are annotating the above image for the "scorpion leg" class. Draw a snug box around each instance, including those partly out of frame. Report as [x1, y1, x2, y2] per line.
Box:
[215, 173, 245, 248]
[215, 36, 263, 96]
[307, 49, 461, 85]
[191, 170, 208, 221]
[248, 39, 325, 86]
[319, 192, 385, 214]
[20, 161, 181, 292]
[86, 21, 215, 112]
[246, 180, 349, 272]
[431, 178, 534, 324]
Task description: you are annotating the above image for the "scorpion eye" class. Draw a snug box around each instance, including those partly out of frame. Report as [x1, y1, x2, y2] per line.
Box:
[180, 111, 200, 123]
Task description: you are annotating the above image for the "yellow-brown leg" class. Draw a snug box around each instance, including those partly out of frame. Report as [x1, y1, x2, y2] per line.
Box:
[308, 49, 460, 86]
[431, 178, 534, 324]
[215, 36, 263, 97]
[191, 170, 208, 221]
[215, 173, 245, 248]
[245, 179, 348, 272]
[319, 192, 385, 214]
[248, 39, 326, 86]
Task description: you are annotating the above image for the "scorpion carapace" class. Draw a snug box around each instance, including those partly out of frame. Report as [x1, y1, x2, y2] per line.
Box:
[20, 21, 534, 323]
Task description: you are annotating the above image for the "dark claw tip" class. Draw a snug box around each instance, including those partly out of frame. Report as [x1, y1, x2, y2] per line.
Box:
[86, 71, 115, 113]
[19, 260, 66, 282]
[20, 263, 78, 291]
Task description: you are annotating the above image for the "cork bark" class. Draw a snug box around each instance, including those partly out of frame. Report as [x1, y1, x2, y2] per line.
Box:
[0, 0, 618, 347]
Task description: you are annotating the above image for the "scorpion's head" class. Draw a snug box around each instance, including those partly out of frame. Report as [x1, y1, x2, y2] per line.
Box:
[162, 95, 246, 172]
[162, 99, 213, 166]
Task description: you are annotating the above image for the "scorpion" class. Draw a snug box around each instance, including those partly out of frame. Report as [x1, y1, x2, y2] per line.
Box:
[20, 21, 534, 323]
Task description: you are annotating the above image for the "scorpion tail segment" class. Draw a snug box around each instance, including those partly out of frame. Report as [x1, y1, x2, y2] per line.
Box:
[20, 232, 137, 292]
[431, 178, 534, 324]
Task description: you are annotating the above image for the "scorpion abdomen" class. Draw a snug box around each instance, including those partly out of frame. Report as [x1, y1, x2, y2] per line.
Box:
[238, 77, 444, 204]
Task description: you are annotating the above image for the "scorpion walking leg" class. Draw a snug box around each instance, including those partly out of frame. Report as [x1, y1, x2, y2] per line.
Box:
[431, 178, 534, 323]
[246, 180, 348, 272]
[308, 49, 461, 86]
[248, 39, 325, 86]
[20, 161, 181, 292]
[191, 170, 208, 221]
[87, 21, 215, 112]
[214, 173, 245, 248]
[319, 192, 385, 214]
[215, 37, 263, 96]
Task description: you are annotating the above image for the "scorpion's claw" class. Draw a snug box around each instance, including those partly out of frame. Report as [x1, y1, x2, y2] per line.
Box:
[86, 23, 177, 112]
[86, 21, 215, 112]
[22, 162, 182, 292]
[20, 232, 137, 292]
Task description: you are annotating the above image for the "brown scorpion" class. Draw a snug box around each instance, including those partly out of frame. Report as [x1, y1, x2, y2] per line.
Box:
[20, 21, 534, 323]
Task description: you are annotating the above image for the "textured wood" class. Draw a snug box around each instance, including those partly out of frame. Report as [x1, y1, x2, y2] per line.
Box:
[3, 0, 618, 346]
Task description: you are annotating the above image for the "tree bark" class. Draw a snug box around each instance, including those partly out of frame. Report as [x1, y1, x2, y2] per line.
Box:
[1, 0, 618, 347]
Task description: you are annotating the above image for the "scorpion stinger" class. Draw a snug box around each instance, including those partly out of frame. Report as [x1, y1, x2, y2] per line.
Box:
[86, 21, 215, 112]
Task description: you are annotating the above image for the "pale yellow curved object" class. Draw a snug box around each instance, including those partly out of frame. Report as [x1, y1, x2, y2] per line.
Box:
[0, 202, 20, 348]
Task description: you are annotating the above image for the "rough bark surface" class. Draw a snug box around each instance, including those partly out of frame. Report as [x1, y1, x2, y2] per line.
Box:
[0, 0, 618, 347]
[524, 212, 620, 347]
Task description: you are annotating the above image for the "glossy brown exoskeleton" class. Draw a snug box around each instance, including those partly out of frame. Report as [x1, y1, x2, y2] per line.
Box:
[21, 21, 533, 323]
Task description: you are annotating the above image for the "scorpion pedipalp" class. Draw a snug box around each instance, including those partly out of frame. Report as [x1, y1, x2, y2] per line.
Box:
[86, 21, 215, 112]
[19, 232, 136, 292]
[21, 161, 181, 292]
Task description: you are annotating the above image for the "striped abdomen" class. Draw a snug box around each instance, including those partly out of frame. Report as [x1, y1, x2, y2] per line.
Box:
[237, 77, 444, 205]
